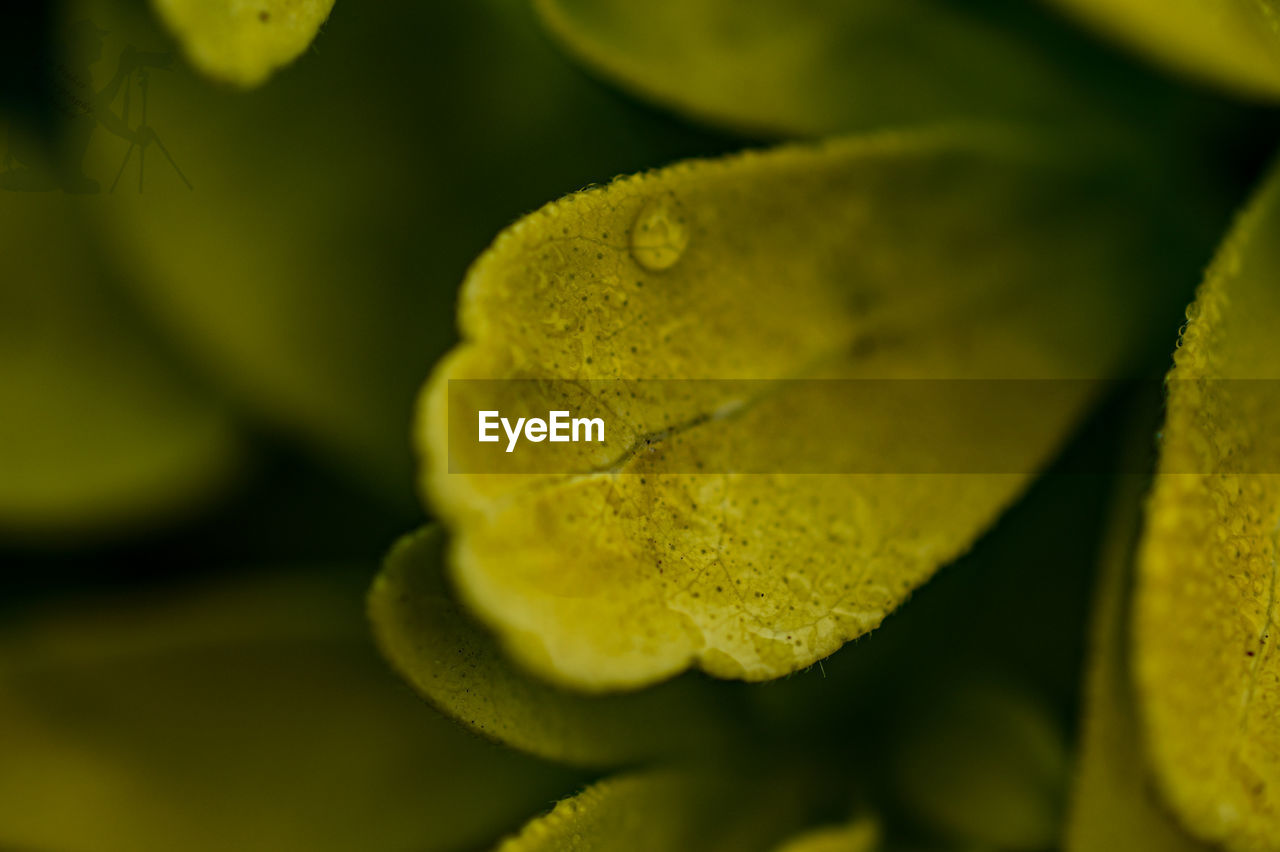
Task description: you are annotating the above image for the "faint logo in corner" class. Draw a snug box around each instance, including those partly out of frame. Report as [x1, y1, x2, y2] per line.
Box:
[2, 19, 192, 193]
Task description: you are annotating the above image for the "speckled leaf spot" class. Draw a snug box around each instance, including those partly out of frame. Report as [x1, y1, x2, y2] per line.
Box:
[1048, 0, 1280, 98]
[150, 0, 335, 86]
[420, 126, 1186, 691]
[1134, 160, 1280, 851]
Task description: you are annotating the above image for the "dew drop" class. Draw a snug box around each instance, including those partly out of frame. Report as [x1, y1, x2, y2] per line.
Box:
[629, 194, 689, 272]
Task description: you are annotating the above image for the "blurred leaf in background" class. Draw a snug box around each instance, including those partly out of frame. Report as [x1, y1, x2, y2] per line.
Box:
[889, 681, 1068, 849]
[151, 0, 336, 87]
[533, 0, 1086, 136]
[0, 192, 240, 543]
[1048, 0, 1280, 98]
[63, 0, 741, 508]
[0, 566, 579, 852]
[1066, 458, 1211, 851]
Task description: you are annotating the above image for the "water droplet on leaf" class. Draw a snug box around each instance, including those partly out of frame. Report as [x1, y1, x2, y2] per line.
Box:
[629, 194, 688, 272]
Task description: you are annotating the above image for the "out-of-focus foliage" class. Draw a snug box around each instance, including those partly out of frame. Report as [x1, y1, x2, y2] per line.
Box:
[533, 0, 1085, 136]
[889, 682, 1068, 849]
[0, 193, 239, 540]
[1133, 160, 1280, 852]
[1049, 0, 1280, 99]
[493, 768, 820, 852]
[418, 126, 1200, 691]
[769, 818, 878, 852]
[150, 0, 335, 86]
[1067, 469, 1210, 851]
[370, 527, 743, 766]
[2, 0, 1279, 848]
[62, 0, 733, 504]
[0, 568, 578, 852]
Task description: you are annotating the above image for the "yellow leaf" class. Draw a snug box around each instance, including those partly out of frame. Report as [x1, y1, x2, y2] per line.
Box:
[495, 768, 817, 852]
[0, 569, 574, 852]
[534, 0, 1083, 136]
[1134, 160, 1280, 850]
[369, 527, 742, 766]
[1066, 466, 1211, 851]
[769, 817, 879, 852]
[0, 192, 239, 540]
[150, 0, 334, 86]
[1048, 0, 1280, 98]
[421, 127, 1193, 690]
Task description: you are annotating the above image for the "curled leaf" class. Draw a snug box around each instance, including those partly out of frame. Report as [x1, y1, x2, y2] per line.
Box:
[421, 127, 1194, 690]
[1048, 0, 1280, 98]
[1133, 160, 1280, 850]
[534, 0, 1083, 136]
[1067, 469, 1210, 851]
[150, 0, 335, 86]
[369, 527, 740, 766]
